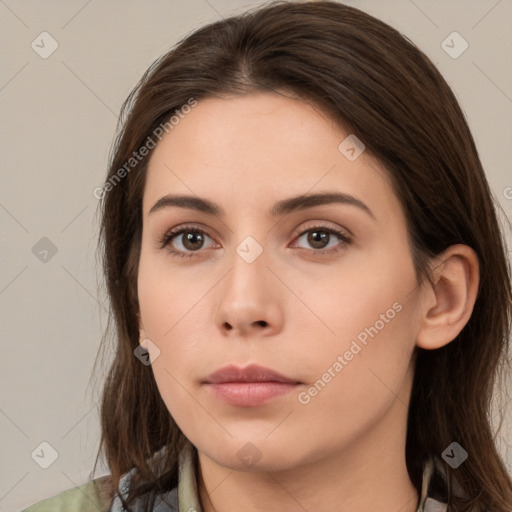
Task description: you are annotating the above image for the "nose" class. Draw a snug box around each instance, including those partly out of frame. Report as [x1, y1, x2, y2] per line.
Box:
[213, 243, 284, 339]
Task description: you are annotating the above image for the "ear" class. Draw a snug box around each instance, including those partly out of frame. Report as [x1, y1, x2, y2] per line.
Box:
[137, 312, 148, 350]
[416, 244, 479, 350]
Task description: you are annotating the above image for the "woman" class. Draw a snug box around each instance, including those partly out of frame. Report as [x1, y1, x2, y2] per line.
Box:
[22, 1, 512, 511]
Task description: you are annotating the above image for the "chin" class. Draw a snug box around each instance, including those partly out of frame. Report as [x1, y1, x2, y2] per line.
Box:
[195, 435, 313, 473]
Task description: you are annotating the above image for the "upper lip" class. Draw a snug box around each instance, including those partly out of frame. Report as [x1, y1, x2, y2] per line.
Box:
[203, 364, 300, 384]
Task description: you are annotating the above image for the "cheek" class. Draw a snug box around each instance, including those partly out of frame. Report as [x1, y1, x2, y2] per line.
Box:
[291, 241, 418, 415]
[137, 267, 205, 432]
[294, 304, 416, 453]
[152, 358, 204, 428]
[137, 251, 208, 410]
[137, 248, 203, 339]
[291, 239, 416, 356]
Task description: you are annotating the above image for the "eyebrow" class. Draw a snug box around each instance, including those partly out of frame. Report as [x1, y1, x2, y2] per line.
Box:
[148, 192, 376, 220]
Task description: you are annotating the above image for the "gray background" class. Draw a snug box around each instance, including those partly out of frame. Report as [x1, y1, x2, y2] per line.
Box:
[1, 1, 511, 510]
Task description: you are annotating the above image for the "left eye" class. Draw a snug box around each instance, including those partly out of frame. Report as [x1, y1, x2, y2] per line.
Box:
[293, 226, 351, 252]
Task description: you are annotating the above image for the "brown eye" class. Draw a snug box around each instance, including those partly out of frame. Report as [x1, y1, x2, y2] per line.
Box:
[306, 230, 330, 249]
[179, 230, 206, 251]
[159, 226, 216, 258]
[294, 226, 351, 253]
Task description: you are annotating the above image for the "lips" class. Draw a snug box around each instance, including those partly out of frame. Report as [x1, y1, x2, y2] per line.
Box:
[203, 364, 300, 385]
[202, 364, 302, 407]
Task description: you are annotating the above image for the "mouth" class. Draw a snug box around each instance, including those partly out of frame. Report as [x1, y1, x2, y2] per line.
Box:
[202, 364, 302, 407]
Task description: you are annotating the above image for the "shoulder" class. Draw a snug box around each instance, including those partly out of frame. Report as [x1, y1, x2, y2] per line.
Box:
[20, 475, 115, 512]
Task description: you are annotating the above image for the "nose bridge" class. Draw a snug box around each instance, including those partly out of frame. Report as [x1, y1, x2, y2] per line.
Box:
[225, 233, 270, 299]
[213, 231, 282, 335]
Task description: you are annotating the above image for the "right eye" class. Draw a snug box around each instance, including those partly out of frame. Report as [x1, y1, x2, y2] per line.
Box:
[158, 225, 217, 258]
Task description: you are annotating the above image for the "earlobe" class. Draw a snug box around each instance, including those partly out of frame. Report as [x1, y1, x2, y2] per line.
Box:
[416, 244, 479, 350]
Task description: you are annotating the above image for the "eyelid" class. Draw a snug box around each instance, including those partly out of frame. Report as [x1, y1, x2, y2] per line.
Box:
[157, 223, 217, 250]
[292, 220, 352, 240]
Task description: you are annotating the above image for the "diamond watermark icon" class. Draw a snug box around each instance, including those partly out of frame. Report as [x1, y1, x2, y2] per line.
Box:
[237, 442, 262, 467]
[31, 441, 59, 469]
[441, 31, 468, 59]
[134, 338, 161, 365]
[338, 134, 365, 161]
[236, 236, 263, 264]
[32, 237, 58, 263]
[441, 441, 468, 468]
[31, 32, 59, 59]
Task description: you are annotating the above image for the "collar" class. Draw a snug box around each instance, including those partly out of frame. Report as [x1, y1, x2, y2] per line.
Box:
[111, 440, 448, 512]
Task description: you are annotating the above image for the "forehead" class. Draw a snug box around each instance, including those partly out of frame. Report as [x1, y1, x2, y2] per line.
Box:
[142, 92, 399, 220]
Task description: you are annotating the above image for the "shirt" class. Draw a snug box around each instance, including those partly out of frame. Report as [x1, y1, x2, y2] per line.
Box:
[21, 440, 449, 512]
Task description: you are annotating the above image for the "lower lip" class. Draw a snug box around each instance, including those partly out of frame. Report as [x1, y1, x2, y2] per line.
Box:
[204, 382, 299, 407]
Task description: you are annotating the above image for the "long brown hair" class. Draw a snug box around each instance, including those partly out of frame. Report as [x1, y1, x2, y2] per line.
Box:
[91, 1, 512, 510]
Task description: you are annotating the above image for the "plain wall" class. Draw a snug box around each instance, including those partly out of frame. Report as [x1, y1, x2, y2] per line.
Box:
[1, 1, 511, 510]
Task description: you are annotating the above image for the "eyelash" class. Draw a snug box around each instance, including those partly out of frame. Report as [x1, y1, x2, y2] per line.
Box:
[158, 223, 352, 259]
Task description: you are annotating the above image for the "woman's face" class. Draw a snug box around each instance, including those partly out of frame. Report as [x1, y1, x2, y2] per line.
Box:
[137, 91, 424, 471]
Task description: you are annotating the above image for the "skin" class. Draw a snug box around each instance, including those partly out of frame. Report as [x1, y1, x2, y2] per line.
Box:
[137, 91, 479, 511]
